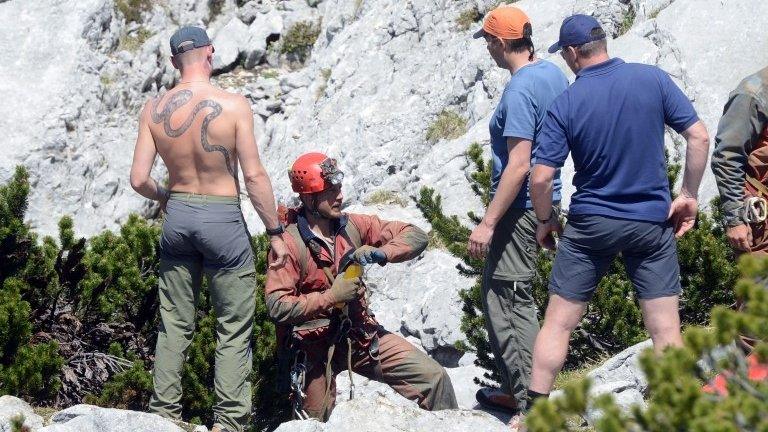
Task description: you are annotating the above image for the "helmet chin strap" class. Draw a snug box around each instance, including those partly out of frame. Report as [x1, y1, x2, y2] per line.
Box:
[309, 195, 322, 218]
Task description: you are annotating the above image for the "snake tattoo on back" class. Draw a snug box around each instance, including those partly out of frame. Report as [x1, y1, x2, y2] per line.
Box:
[151, 89, 235, 177]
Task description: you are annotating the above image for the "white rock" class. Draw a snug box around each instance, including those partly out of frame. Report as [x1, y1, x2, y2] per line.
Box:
[212, 17, 251, 72]
[549, 339, 653, 425]
[276, 382, 508, 432]
[244, 9, 284, 69]
[365, 248, 474, 361]
[587, 339, 652, 392]
[40, 404, 184, 432]
[0, 396, 44, 432]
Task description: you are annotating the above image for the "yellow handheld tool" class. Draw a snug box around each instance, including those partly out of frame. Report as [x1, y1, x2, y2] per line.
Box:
[333, 250, 363, 308]
[343, 263, 362, 279]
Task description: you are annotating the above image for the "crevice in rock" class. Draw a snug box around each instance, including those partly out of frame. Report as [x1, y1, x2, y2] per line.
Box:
[213, 52, 247, 76]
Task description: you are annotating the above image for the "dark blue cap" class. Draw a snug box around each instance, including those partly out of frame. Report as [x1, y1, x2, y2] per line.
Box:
[169, 26, 213, 56]
[547, 14, 606, 53]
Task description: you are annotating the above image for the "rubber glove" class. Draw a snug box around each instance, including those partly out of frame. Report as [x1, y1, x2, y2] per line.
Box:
[328, 276, 363, 304]
[351, 246, 388, 266]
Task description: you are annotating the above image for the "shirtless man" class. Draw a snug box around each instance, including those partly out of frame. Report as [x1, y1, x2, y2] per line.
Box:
[129, 26, 288, 432]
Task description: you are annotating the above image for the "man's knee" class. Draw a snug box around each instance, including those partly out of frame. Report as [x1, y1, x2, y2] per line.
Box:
[420, 363, 458, 411]
[542, 294, 586, 333]
[640, 296, 680, 344]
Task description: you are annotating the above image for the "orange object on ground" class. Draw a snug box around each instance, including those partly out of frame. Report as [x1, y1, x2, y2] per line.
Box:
[702, 354, 768, 396]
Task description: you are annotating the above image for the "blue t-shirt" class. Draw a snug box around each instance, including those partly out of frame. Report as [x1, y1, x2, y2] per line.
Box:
[489, 60, 569, 208]
[537, 58, 699, 222]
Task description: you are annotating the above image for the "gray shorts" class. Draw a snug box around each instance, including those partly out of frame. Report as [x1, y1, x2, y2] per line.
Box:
[159, 192, 253, 271]
[549, 214, 681, 302]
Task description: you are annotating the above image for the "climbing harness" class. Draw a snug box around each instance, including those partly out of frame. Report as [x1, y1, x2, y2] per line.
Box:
[743, 196, 768, 224]
[290, 350, 309, 420]
[744, 176, 768, 223]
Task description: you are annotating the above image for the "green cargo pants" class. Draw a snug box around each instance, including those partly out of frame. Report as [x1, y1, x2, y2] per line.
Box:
[481, 207, 541, 403]
[149, 193, 257, 432]
[149, 260, 256, 432]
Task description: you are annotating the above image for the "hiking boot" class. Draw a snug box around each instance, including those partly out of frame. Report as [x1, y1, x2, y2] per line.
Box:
[475, 388, 520, 414]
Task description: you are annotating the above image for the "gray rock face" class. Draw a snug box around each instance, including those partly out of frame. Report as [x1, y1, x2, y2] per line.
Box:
[0, 0, 316, 237]
[39, 404, 185, 432]
[2, 2, 768, 426]
[212, 18, 251, 72]
[0, 396, 44, 432]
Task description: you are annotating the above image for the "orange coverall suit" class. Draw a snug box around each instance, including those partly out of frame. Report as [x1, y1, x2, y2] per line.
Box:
[264, 211, 458, 420]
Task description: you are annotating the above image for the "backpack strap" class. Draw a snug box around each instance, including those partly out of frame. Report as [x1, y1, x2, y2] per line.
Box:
[285, 223, 308, 282]
[284, 218, 363, 282]
[343, 218, 363, 249]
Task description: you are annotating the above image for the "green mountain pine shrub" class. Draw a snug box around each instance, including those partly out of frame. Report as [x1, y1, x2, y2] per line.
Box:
[0, 168, 288, 430]
[418, 143, 738, 385]
[526, 255, 768, 431]
[0, 167, 63, 403]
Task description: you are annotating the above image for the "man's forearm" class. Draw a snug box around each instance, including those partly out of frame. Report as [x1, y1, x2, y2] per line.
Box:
[245, 171, 280, 230]
[712, 93, 764, 222]
[483, 164, 529, 227]
[680, 123, 710, 197]
[131, 177, 168, 202]
[530, 165, 555, 221]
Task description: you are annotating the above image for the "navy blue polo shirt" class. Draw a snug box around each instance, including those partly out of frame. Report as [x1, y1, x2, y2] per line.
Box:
[536, 58, 699, 222]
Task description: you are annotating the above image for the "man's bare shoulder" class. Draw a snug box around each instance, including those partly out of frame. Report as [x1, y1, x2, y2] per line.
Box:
[216, 88, 251, 113]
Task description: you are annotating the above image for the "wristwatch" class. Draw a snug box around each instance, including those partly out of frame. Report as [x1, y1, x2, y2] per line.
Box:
[266, 224, 285, 236]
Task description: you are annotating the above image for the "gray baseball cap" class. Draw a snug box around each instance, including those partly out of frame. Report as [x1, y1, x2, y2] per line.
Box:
[169, 26, 214, 56]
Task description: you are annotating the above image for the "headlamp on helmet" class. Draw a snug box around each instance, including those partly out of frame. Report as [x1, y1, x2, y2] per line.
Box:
[288, 152, 345, 194]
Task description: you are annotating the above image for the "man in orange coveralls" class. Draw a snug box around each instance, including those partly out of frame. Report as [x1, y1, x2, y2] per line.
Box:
[264, 152, 458, 420]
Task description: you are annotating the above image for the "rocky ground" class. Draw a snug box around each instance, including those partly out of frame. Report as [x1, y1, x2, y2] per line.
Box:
[0, 339, 653, 431]
[1, 0, 767, 430]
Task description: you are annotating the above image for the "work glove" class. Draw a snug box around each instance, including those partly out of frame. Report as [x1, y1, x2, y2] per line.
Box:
[327, 276, 364, 304]
[351, 246, 387, 266]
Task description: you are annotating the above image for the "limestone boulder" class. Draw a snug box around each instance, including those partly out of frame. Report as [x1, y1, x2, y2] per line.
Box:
[39, 404, 185, 432]
[0, 396, 44, 432]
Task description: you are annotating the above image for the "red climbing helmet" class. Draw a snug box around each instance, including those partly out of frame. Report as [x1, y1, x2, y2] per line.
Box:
[288, 152, 344, 194]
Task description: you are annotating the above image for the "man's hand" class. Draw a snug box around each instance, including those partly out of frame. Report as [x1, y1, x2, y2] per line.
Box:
[157, 185, 170, 213]
[667, 194, 698, 238]
[268, 236, 289, 269]
[468, 221, 494, 259]
[328, 276, 364, 304]
[536, 219, 562, 250]
[352, 246, 387, 265]
[726, 224, 753, 252]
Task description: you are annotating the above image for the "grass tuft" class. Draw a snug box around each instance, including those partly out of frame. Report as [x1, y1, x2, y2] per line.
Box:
[456, 8, 482, 31]
[118, 27, 153, 52]
[280, 21, 321, 63]
[617, 5, 636, 37]
[260, 68, 280, 80]
[364, 190, 409, 207]
[115, 0, 151, 24]
[426, 110, 467, 143]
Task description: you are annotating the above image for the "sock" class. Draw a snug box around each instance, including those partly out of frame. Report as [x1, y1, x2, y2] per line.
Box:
[523, 390, 549, 413]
